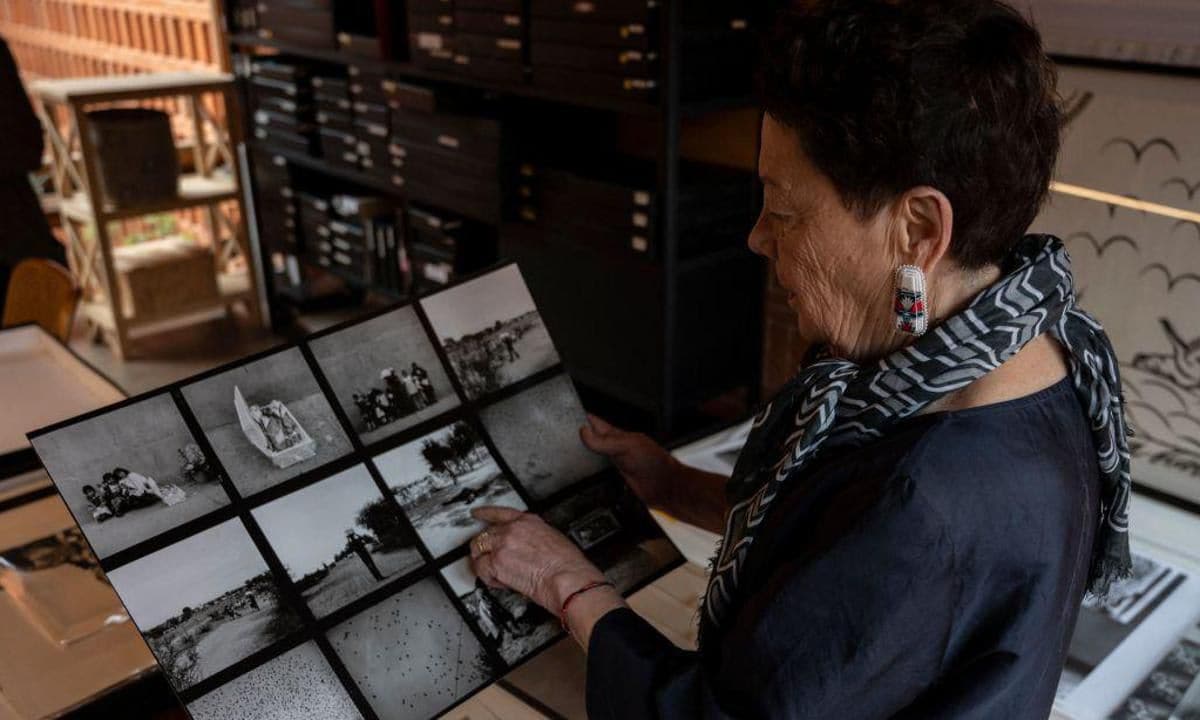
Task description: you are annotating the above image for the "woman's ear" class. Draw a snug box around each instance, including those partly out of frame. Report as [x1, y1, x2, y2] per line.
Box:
[894, 186, 954, 274]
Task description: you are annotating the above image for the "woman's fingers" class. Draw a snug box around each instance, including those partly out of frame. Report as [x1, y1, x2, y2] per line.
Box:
[586, 413, 616, 434]
[580, 419, 628, 455]
[470, 553, 505, 589]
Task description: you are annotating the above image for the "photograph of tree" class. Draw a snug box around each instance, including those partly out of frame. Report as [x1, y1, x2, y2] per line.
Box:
[309, 307, 461, 446]
[440, 557, 559, 666]
[373, 421, 526, 557]
[420, 265, 561, 400]
[181, 348, 354, 497]
[328, 577, 496, 720]
[107, 519, 302, 690]
[30, 393, 230, 559]
[252, 465, 424, 618]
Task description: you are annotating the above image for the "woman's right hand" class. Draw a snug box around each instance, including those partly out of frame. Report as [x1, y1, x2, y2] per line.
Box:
[579, 414, 679, 510]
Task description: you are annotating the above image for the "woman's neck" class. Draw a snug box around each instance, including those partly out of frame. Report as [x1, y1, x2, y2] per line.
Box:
[919, 333, 1070, 415]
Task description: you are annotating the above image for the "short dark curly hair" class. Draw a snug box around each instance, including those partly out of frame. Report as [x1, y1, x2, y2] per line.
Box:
[761, 0, 1062, 269]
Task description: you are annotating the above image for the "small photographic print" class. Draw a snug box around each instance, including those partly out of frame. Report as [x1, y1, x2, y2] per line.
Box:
[1, 525, 100, 578]
[181, 348, 353, 497]
[1056, 553, 1189, 703]
[187, 641, 362, 720]
[373, 421, 526, 557]
[0, 496, 121, 644]
[543, 479, 680, 595]
[478, 374, 606, 501]
[1108, 696, 1173, 720]
[30, 394, 231, 558]
[309, 307, 461, 445]
[420, 265, 561, 400]
[252, 465, 424, 618]
[440, 557, 558, 666]
[328, 577, 497, 720]
[1111, 627, 1200, 720]
[107, 519, 302, 690]
[567, 508, 621, 550]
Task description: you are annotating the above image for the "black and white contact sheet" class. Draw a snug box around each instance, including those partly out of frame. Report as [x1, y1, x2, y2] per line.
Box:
[27, 262, 683, 720]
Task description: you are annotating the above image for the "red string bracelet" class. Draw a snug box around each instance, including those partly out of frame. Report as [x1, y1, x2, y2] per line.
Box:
[559, 580, 615, 632]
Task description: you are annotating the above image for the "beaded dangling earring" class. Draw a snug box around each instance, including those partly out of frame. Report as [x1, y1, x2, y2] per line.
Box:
[894, 264, 929, 336]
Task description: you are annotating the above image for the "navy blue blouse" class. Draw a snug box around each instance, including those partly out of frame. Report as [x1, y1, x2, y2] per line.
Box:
[586, 377, 1099, 719]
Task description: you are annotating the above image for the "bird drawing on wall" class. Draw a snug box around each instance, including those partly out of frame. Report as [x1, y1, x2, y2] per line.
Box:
[1162, 177, 1200, 201]
[1173, 221, 1200, 245]
[1102, 137, 1181, 163]
[1066, 231, 1139, 256]
[1061, 89, 1094, 127]
[1132, 319, 1200, 390]
[1141, 263, 1200, 292]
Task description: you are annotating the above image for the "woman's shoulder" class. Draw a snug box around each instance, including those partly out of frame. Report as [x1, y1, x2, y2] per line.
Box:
[887, 375, 1098, 543]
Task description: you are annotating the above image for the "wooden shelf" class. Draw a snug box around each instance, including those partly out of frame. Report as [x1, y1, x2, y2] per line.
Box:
[61, 173, 240, 222]
[81, 269, 254, 334]
[29, 72, 234, 104]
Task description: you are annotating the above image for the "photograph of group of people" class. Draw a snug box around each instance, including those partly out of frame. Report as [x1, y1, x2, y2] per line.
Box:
[31, 394, 232, 559]
[310, 306, 460, 446]
[420, 264, 561, 400]
[30, 263, 682, 720]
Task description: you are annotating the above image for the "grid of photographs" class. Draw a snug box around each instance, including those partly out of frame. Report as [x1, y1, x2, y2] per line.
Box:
[28, 263, 684, 720]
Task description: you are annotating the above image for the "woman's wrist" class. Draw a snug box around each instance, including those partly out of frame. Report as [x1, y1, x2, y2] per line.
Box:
[549, 568, 608, 608]
[561, 584, 626, 650]
[549, 570, 627, 649]
[653, 455, 688, 514]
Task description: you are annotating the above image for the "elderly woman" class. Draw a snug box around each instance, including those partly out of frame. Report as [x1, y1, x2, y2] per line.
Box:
[470, 1, 1133, 717]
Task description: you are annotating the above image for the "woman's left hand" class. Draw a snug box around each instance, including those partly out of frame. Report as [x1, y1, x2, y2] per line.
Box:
[469, 506, 608, 614]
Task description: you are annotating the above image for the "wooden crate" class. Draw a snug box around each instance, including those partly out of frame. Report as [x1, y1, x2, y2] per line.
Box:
[111, 236, 219, 319]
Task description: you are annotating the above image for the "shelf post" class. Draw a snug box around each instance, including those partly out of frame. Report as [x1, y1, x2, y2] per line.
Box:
[659, 0, 683, 435]
[69, 100, 131, 359]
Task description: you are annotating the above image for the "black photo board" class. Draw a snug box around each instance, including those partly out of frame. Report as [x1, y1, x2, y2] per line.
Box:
[27, 262, 684, 720]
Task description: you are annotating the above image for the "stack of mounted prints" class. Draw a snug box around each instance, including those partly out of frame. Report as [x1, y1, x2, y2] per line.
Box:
[28, 263, 682, 720]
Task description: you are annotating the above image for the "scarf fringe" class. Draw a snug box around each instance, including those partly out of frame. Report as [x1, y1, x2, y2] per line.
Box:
[1086, 526, 1133, 601]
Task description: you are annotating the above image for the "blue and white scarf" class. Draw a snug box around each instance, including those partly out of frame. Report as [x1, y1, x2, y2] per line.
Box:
[702, 234, 1132, 634]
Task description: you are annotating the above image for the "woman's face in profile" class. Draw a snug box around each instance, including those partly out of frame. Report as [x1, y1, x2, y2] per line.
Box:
[748, 114, 896, 358]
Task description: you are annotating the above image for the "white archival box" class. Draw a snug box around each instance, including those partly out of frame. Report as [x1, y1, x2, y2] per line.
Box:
[233, 384, 316, 469]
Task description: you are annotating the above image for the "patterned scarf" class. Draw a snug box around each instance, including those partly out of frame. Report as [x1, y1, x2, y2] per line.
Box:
[702, 234, 1133, 634]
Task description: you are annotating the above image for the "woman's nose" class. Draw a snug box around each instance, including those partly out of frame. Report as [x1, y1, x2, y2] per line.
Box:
[747, 216, 771, 258]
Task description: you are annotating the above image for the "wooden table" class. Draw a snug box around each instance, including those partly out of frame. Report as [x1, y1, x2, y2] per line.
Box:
[0, 324, 160, 719]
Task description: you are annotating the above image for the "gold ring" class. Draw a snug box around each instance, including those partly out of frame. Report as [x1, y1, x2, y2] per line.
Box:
[476, 530, 491, 554]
